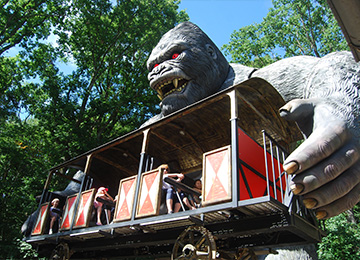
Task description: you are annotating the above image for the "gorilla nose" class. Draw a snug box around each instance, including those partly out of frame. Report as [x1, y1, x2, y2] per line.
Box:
[148, 64, 166, 83]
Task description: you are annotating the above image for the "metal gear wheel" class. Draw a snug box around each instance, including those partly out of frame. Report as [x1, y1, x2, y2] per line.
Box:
[172, 226, 217, 260]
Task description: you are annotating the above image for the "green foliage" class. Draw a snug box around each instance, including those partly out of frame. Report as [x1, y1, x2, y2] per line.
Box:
[17, 240, 39, 259]
[222, 0, 349, 67]
[0, 0, 188, 258]
[20, 0, 189, 160]
[318, 207, 360, 259]
[0, 56, 24, 121]
[0, 120, 50, 258]
[0, 0, 67, 55]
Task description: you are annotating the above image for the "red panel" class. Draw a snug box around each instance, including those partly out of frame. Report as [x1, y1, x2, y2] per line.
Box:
[138, 172, 158, 215]
[139, 194, 154, 215]
[204, 150, 229, 202]
[238, 172, 250, 200]
[238, 128, 286, 203]
[136, 169, 161, 218]
[239, 166, 267, 199]
[32, 203, 49, 235]
[202, 146, 232, 206]
[115, 176, 136, 222]
[74, 190, 93, 227]
[60, 196, 77, 230]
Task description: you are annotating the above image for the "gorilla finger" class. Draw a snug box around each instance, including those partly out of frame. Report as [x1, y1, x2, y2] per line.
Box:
[301, 160, 360, 209]
[314, 183, 360, 219]
[280, 98, 321, 137]
[279, 99, 315, 121]
[283, 121, 349, 175]
[290, 143, 360, 195]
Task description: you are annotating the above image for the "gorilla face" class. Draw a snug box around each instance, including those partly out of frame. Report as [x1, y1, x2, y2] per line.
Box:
[147, 22, 229, 116]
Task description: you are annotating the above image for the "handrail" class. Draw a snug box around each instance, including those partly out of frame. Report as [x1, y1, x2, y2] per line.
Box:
[96, 196, 115, 208]
[164, 177, 201, 197]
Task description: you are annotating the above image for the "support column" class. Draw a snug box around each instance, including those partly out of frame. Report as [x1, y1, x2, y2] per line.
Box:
[30, 170, 54, 236]
[131, 129, 150, 221]
[227, 90, 240, 207]
[70, 154, 92, 231]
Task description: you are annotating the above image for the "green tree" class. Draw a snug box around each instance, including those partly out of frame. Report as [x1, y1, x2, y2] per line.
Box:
[0, 0, 67, 122]
[0, 119, 50, 258]
[22, 0, 188, 160]
[0, 0, 66, 55]
[0, 56, 24, 121]
[222, 0, 349, 67]
[0, 0, 67, 257]
[318, 207, 360, 259]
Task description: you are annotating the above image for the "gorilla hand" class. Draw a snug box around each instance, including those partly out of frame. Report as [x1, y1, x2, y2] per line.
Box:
[280, 98, 360, 219]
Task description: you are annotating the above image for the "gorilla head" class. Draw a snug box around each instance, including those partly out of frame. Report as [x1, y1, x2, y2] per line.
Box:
[147, 22, 229, 116]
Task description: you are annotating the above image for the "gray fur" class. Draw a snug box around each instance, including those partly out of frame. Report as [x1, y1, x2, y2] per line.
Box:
[259, 245, 318, 260]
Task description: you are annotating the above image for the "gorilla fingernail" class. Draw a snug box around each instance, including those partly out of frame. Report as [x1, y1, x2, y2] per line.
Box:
[279, 104, 292, 118]
[290, 183, 304, 195]
[315, 210, 328, 220]
[284, 161, 299, 174]
[279, 103, 291, 112]
[303, 198, 318, 209]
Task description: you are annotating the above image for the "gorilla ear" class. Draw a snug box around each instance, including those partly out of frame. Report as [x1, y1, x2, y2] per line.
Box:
[206, 44, 217, 59]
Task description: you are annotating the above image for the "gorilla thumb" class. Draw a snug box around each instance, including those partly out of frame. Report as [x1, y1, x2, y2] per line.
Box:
[279, 99, 316, 121]
[279, 99, 318, 138]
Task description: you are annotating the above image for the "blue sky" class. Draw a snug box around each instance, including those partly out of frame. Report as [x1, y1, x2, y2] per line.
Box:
[178, 0, 273, 52]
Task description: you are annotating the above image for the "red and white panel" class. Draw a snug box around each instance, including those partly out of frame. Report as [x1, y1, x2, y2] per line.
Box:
[32, 202, 50, 236]
[60, 194, 77, 230]
[74, 189, 95, 228]
[136, 169, 162, 218]
[203, 146, 232, 206]
[114, 176, 137, 222]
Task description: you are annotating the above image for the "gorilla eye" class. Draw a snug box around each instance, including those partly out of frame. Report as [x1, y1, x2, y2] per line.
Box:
[172, 53, 179, 59]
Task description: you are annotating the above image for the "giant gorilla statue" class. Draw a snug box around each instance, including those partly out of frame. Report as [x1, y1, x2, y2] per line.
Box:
[145, 22, 360, 258]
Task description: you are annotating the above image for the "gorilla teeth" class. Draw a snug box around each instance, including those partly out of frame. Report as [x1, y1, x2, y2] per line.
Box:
[173, 78, 178, 88]
[156, 78, 188, 99]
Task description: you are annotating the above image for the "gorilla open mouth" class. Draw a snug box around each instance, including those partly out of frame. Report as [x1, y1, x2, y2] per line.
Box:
[154, 77, 189, 100]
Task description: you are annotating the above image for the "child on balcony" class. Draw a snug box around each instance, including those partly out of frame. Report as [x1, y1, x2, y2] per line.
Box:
[49, 198, 60, 234]
[94, 187, 114, 225]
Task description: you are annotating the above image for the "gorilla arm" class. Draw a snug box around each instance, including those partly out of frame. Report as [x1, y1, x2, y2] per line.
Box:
[253, 51, 360, 219]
